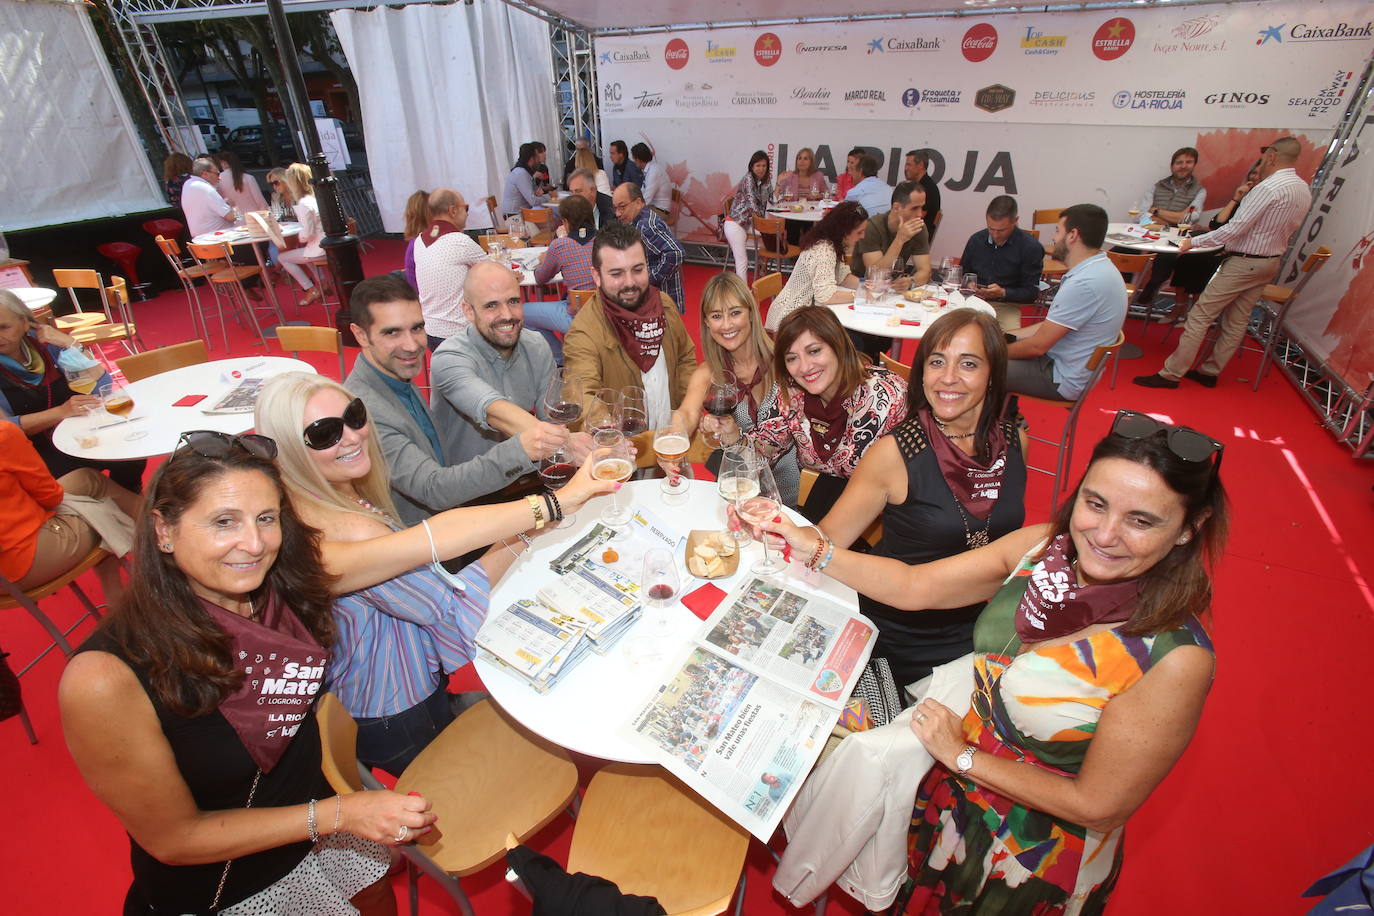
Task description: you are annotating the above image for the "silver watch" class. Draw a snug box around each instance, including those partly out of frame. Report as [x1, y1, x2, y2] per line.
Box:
[955, 745, 977, 774]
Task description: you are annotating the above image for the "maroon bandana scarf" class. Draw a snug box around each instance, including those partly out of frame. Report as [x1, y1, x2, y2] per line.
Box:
[724, 352, 766, 421]
[199, 593, 329, 772]
[916, 408, 1009, 522]
[801, 388, 849, 460]
[601, 286, 666, 373]
[1015, 533, 1140, 642]
[419, 219, 461, 248]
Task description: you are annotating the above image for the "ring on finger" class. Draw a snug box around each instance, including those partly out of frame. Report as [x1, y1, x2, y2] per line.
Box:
[394, 824, 409, 843]
[916, 712, 928, 724]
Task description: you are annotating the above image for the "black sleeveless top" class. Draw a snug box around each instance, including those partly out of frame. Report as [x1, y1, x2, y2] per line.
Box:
[860, 413, 1027, 691]
[78, 627, 330, 914]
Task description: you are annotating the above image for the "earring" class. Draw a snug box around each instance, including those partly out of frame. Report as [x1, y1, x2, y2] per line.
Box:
[161, 542, 173, 553]
[1177, 535, 1191, 545]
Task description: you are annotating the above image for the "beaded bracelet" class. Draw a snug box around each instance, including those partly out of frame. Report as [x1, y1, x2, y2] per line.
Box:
[332, 795, 343, 834]
[815, 540, 837, 572]
[544, 490, 564, 522]
[807, 534, 826, 570]
[307, 798, 319, 843]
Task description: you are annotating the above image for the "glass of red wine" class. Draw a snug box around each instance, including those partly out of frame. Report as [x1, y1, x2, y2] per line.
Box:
[640, 547, 680, 638]
[702, 369, 740, 449]
[539, 445, 578, 529]
[620, 385, 648, 437]
[542, 371, 584, 428]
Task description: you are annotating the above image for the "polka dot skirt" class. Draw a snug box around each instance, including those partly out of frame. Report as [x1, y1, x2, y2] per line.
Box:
[214, 833, 390, 915]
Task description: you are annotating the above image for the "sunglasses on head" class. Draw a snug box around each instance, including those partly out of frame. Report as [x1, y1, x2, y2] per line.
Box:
[177, 430, 278, 460]
[1110, 410, 1224, 474]
[302, 397, 368, 450]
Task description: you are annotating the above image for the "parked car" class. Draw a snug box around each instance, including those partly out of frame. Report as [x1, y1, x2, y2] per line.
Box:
[222, 124, 297, 167]
[196, 123, 228, 153]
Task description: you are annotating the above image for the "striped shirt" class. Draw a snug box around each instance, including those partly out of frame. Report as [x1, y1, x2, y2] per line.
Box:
[1191, 168, 1310, 257]
[327, 560, 490, 719]
[633, 207, 685, 310]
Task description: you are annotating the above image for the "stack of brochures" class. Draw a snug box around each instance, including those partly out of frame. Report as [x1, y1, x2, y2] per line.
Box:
[535, 558, 641, 652]
[475, 599, 595, 694]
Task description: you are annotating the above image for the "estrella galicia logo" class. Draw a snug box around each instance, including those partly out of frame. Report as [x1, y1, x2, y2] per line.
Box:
[902, 88, 921, 107]
[1257, 23, 1284, 44]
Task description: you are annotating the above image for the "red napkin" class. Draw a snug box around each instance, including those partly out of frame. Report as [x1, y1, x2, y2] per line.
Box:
[681, 583, 727, 620]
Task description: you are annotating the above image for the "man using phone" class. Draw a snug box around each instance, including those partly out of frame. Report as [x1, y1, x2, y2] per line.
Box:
[959, 195, 1044, 328]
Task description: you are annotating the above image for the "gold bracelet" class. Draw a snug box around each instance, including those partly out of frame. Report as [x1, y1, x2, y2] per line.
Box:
[525, 494, 545, 530]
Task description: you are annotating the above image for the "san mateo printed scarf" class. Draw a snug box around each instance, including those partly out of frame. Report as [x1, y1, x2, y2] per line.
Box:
[1015, 533, 1140, 642]
[916, 407, 1009, 522]
[198, 593, 328, 772]
[601, 285, 666, 373]
[419, 218, 461, 248]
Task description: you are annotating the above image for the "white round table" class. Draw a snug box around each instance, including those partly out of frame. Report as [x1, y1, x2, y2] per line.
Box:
[766, 201, 837, 224]
[475, 479, 860, 763]
[1105, 222, 1221, 255]
[51, 356, 315, 461]
[506, 246, 564, 288]
[12, 287, 57, 314]
[192, 223, 304, 318]
[829, 291, 996, 342]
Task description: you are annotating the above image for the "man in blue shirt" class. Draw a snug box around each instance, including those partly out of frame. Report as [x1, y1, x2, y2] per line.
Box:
[845, 154, 893, 217]
[609, 139, 644, 188]
[1005, 204, 1126, 400]
[960, 195, 1045, 329]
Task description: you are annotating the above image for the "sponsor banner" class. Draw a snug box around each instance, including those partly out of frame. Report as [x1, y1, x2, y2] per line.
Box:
[593, 0, 1371, 128]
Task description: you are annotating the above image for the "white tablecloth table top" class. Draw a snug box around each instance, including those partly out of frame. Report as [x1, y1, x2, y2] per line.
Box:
[191, 222, 303, 249]
[1104, 222, 1221, 255]
[13, 287, 57, 312]
[765, 201, 837, 223]
[829, 291, 996, 341]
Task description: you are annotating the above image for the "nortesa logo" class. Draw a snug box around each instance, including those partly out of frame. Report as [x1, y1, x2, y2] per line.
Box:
[665, 38, 689, 70]
[962, 24, 998, 62]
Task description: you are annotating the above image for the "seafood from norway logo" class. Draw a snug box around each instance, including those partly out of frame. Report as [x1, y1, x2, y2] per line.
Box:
[1020, 26, 1067, 55]
[1092, 18, 1135, 60]
[1154, 15, 1228, 55]
[962, 24, 998, 62]
[665, 38, 689, 69]
[754, 33, 782, 66]
[974, 84, 1015, 113]
[1112, 89, 1186, 111]
[1288, 70, 1354, 118]
[901, 88, 961, 109]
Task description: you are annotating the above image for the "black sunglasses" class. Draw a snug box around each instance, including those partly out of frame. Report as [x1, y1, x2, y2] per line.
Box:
[177, 430, 278, 461]
[1111, 410, 1224, 475]
[302, 397, 368, 450]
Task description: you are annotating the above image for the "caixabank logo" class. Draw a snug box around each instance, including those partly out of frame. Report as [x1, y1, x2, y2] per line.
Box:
[974, 84, 1015, 113]
[1260, 21, 1373, 44]
[1092, 19, 1135, 60]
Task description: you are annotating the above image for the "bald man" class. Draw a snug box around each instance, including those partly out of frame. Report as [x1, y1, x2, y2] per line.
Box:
[412, 186, 486, 348]
[1136, 137, 1311, 389]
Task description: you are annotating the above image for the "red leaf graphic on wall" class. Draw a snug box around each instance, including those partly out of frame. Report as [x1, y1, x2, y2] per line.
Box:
[1192, 129, 1323, 210]
[1323, 242, 1374, 381]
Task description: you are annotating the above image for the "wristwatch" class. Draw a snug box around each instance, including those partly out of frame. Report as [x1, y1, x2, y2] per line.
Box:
[955, 745, 977, 774]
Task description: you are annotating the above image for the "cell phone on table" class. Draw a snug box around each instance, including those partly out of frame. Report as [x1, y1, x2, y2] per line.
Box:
[173, 394, 208, 407]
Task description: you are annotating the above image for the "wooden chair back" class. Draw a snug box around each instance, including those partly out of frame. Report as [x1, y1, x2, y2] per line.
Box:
[188, 241, 236, 264]
[116, 340, 208, 383]
[666, 188, 683, 229]
[569, 288, 597, 314]
[751, 272, 782, 324]
[481, 233, 527, 252]
[316, 693, 367, 795]
[1104, 250, 1156, 277]
[879, 352, 911, 380]
[484, 195, 499, 227]
[1026, 227, 1040, 240]
[753, 216, 787, 253]
[276, 325, 346, 379]
[52, 268, 102, 291]
[1031, 208, 1065, 228]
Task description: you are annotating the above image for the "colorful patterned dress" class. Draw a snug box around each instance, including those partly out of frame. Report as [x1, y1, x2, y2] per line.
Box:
[902, 550, 1214, 916]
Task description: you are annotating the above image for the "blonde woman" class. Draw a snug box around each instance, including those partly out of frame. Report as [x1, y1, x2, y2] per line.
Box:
[255, 372, 616, 774]
[574, 147, 611, 195]
[278, 163, 325, 306]
[776, 147, 829, 201]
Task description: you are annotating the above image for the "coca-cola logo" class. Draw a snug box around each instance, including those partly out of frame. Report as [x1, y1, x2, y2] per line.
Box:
[754, 32, 782, 66]
[962, 24, 999, 62]
[1092, 18, 1136, 60]
[665, 38, 689, 69]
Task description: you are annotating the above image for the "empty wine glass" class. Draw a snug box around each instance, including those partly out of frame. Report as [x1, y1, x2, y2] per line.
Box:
[961, 273, 980, 297]
[620, 385, 648, 437]
[736, 457, 785, 577]
[701, 370, 740, 449]
[542, 370, 584, 427]
[100, 381, 146, 440]
[718, 444, 760, 547]
[591, 428, 635, 529]
[653, 420, 692, 505]
[539, 445, 578, 529]
[586, 387, 622, 438]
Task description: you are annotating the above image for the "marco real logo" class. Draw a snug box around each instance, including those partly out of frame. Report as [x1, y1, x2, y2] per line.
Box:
[844, 88, 888, 106]
[754, 33, 782, 66]
[962, 24, 998, 62]
[974, 84, 1015, 113]
[1021, 26, 1067, 55]
[1092, 18, 1135, 60]
[665, 38, 689, 69]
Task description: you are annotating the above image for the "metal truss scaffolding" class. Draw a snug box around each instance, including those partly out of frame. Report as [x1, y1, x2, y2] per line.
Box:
[107, 0, 203, 155]
[551, 24, 600, 159]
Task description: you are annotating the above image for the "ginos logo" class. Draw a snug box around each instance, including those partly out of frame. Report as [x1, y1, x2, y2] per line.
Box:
[754, 32, 782, 66]
[962, 24, 998, 62]
[665, 38, 689, 69]
[1092, 18, 1135, 60]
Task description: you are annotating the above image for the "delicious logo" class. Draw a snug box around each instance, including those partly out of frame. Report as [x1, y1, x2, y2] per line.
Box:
[1111, 89, 1185, 111]
[792, 87, 833, 109]
[902, 87, 961, 109]
[1020, 26, 1067, 54]
[1092, 18, 1135, 60]
[962, 24, 999, 62]
[705, 40, 737, 63]
[665, 38, 689, 69]
[1285, 21, 1374, 42]
[601, 47, 651, 65]
[795, 41, 848, 54]
[731, 90, 777, 106]
[844, 88, 888, 105]
[1288, 69, 1353, 118]
[754, 33, 782, 66]
[1203, 91, 1271, 107]
[1029, 90, 1095, 108]
[974, 84, 1015, 113]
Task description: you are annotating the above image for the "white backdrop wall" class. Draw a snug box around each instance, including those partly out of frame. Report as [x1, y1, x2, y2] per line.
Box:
[596, 0, 1372, 259]
[0, 0, 163, 231]
[332, 0, 562, 233]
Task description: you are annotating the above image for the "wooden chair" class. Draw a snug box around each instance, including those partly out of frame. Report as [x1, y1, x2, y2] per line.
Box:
[154, 235, 226, 348]
[666, 188, 684, 234]
[276, 325, 345, 380]
[1104, 250, 1158, 313]
[754, 216, 800, 278]
[188, 241, 277, 350]
[879, 352, 911, 381]
[72, 276, 142, 354]
[116, 339, 208, 383]
[1021, 330, 1125, 507]
[1031, 208, 1066, 244]
[51, 268, 111, 331]
[564, 764, 750, 916]
[480, 233, 527, 253]
[751, 272, 783, 326]
[484, 195, 499, 229]
[798, 469, 883, 548]
[1251, 246, 1332, 389]
[521, 207, 555, 246]
[569, 288, 596, 315]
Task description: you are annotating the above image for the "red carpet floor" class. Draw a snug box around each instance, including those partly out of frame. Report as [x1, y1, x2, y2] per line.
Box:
[5, 239, 1372, 914]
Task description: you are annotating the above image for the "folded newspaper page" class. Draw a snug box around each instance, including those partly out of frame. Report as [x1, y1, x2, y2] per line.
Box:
[627, 577, 875, 841]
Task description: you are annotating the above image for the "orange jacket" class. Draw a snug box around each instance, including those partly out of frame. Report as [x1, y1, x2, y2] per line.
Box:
[0, 421, 63, 581]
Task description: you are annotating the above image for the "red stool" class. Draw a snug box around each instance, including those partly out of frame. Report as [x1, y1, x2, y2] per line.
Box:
[96, 242, 151, 301]
[142, 218, 185, 242]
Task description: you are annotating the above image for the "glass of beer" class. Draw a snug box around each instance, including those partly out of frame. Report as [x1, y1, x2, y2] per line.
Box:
[591, 429, 635, 529]
[100, 382, 147, 440]
[653, 421, 692, 505]
[66, 367, 98, 396]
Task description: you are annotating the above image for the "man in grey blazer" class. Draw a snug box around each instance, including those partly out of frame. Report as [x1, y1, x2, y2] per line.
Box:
[345, 274, 536, 526]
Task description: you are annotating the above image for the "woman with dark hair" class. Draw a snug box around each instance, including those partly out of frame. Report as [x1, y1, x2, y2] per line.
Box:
[760, 410, 1227, 915]
[745, 305, 906, 519]
[216, 150, 270, 217]
[401, 189, 431, 293]
[60, 433, 431, 914]
[722, 150, 775, 278]
[817, 308, 1027, 690]
[528, 193, 598, 363]
[764, 201, 867, 332]
[163, 152, 194, 207]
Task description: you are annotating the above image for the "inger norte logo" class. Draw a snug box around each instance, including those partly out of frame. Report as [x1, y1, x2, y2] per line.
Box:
[665, 38, 689, 69]
[1093, 18, 1136, 60]
[754, 33, 782, 66]
[962, 24, 999, 62]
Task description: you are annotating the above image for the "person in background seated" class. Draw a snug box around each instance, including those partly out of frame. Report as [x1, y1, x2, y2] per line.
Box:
[216, 151, 269, 218]
[844, 154, 893, 218]
[904, 149, 942, 240]
[574, 147, 612, 196]
[959, 195, 1046, 330]
[776, 147, 829, 201]
[277, 163, 325, 308]
[181, 156, 241, 239]
[851, 180, 931, 285]
[1006, 204, 1126, 401]
[723, 150, 775, 279]
[529, 194, 599, 362]
[608, 139, 644, 188]
[764, 201, 867, 333]
[836, 147, 864, 201]
[568, 168, 616, 229]
[501, 142, 549, 217]
[816, 309, 1026, 690]
[1126, 146, 1208, 308]
[632, 142, 673, 216]
[163, 152, 194, 208]
[413, 187, 486, 349]
[759, 410, 1226, 916]
[612, 182, 685, 313]
[60, 436, 426, 914]
[745, 305, 907, 521]
[256, 371, 614, 774]
[401, 189, 430, 294]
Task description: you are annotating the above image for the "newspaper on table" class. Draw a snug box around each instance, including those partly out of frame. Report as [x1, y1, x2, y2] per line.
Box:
[475, 598, 594, 694]
[202, 378, 264, 414]
[626, 576, 876, 841]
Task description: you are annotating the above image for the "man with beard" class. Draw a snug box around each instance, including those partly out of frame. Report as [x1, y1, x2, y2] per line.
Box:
[344, 273, 547, 526]
[1124, 146, 1208, 309]
[562, 221, 697, 428]
[1005, 204, 1126, 400]
[432, 261, 579, 470]
[904, 149, 942, 239]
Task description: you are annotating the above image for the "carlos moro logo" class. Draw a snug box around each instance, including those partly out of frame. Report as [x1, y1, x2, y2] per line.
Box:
[867, 35, 942, 54]
[1112, 89, 1185, 111]
[1260, 21, 1374, 44]
[731, 90, 778, 106]
[1092, 18, 1135, 60]
[795, 41, 847, 54]
[754, 33, 782, 66]
[1288, 69, 1353, 118]
[599, 48, 651, 65]
[792, 86, 833, 108]
[1203, 90, 1270, 108]
[974, 84, 1015, 113]
[1020, 26, 1067, 54]
[1155, 14, 1228, 54]
[705, 40, 737, 62]
[844, 88, 887, 105]
[665, 38, 689, 69]
[962, 24, 998, 62]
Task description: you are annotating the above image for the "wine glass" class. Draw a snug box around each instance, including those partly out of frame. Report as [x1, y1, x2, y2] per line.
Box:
[620, 385, 648, 437]
[653, 420, 692, 505]
[586, 387, 622, 438]
[718, 445, 761, 547]
[591, 428, 635, 529]
[940, 258, 959, 296]
[701, 370, 741, 449]
[508, 215, 527, 244]
[539, 446, 578, 529]
[736, 458, 785, 577]
[100, 381, 146, 440]
[961, 273, 980, 297]
[542, 370, 584, 427]
[640, 547, 681, 630]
